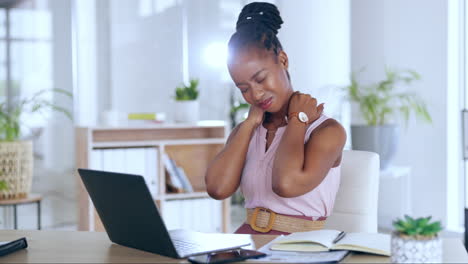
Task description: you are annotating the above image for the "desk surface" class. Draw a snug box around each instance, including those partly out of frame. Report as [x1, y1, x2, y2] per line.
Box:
[0, 230, 467, 263]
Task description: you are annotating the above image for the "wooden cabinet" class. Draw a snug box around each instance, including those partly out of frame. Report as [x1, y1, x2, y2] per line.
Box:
[75, 122, 230, 232]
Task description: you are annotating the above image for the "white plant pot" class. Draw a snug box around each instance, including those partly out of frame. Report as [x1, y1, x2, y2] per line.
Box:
[174, 100, 199, 123]
[391, 233, 442, 263]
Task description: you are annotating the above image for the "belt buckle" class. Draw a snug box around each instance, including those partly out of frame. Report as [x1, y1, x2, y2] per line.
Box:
[249, 207, 276, 233]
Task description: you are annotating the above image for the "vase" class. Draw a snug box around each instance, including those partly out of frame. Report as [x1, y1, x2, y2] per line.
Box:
[391, 233, 442, 263]
[174, 100, 199, 123]
[0, 141, 33, 199]
[351, 125, 399, 170]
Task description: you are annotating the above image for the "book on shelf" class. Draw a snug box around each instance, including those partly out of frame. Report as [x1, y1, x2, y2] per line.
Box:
[269, 229, 390, 256]
[162, 153, 184, 192]
[127, 112, 166, 123]
[162, 153, 193, 193]
[165, 173, 184, 193]
[175, 166, 194, 192]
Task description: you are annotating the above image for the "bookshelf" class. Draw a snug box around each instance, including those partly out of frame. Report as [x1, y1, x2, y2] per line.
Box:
[75, 122, 230, 233]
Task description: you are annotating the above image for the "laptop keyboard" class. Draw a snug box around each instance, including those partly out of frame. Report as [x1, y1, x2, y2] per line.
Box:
[172, 239, 206, 256]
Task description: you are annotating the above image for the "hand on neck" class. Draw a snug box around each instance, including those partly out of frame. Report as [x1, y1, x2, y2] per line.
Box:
[266, 89, 295, 126]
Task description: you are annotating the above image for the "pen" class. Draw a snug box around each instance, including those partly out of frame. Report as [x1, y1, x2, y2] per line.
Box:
[332, 231, 346, 244]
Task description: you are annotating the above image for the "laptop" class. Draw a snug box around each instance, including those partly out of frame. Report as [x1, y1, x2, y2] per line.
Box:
[77, 168, 251, 258]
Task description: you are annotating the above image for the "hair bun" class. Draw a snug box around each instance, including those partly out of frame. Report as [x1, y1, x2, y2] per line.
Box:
[236, 2, 283, 35]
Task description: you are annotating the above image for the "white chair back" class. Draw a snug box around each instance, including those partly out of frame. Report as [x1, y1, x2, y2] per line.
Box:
[325, 150, 380, 233]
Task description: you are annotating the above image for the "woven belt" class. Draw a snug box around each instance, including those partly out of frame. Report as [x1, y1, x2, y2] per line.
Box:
[246, 208, 326, 233]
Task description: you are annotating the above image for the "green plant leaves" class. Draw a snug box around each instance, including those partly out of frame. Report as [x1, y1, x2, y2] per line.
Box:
[0, 180, 7, 191]
[344, 67, 431, 127]
[0, 88, 73, 141]
[175, 78, 199, 101]
[393, 215, 442, 238]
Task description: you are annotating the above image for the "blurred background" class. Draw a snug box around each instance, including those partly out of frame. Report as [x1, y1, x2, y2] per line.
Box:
[0, 0, 465, 243]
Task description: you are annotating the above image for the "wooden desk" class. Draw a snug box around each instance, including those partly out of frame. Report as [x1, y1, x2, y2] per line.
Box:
[0, 230, 467, 263]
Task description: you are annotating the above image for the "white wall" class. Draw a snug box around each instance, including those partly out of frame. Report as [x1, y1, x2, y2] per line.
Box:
[107, 0, 240, 122]
[109, 0, 184, 119]
[279, 0, 350, 140]
[280, 0, 350, 96]
[351, 0, 462, 230]
[107, 0, 350, 124]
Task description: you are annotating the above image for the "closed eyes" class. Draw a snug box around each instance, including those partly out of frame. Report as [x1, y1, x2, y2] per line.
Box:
[238, 74, 267, 93]
[256, 75, 267, 83]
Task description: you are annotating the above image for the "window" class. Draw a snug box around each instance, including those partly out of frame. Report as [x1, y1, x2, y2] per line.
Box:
[0, 0, 53, 127]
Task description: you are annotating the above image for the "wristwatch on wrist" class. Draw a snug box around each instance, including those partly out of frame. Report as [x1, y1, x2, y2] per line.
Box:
[288, 112, 309, 125]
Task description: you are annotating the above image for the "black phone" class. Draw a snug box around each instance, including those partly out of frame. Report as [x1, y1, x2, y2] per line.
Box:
[187, 249, 267, 264]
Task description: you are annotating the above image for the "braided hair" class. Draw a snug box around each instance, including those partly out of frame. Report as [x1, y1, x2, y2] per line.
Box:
[228, 2, 285, 62]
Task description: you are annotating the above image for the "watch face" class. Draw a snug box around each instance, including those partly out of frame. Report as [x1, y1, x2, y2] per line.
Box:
[298, 112, 309, 123]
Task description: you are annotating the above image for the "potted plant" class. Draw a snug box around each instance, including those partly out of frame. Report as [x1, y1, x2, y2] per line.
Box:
[345, 67, 432, 170]
[391, 215, 443, 263]
[0, 88, 72, 199]
[174, 79, 199, 123]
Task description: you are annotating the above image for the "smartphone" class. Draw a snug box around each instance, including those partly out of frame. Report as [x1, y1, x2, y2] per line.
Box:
[187, 249, 267, 264]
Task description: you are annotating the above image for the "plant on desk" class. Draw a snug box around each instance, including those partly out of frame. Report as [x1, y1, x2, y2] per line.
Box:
[0, 88, 72, 199]
[391, 215, 442, 263]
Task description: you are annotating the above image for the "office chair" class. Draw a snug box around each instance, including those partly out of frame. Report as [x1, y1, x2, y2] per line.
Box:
[325, 150, 380, 233]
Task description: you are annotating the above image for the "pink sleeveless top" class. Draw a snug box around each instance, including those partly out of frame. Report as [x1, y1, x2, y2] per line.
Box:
[240, 114, 341, 220]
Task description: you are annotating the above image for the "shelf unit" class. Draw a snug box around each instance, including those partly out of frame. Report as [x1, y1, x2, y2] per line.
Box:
[75, 122, 230, 232]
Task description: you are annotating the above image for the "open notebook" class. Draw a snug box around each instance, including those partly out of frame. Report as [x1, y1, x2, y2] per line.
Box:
[270, 230, 390, 256]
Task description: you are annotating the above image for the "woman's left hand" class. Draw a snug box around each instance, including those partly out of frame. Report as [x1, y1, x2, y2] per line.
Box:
[288, 92, 324, 124]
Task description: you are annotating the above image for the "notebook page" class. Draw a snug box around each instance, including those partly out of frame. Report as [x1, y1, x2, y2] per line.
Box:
[270, 243, 328, 252]
[272, 230, 341, 249]
[255, 235, 349, 263]
[332, 232, 390, 256]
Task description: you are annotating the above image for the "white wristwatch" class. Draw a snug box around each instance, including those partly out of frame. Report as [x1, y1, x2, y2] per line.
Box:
[289, 112, 309, 124]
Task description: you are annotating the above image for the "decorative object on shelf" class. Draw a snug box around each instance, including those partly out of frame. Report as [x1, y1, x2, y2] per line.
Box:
[0, 88, 72, 199]
[127, 112, 166, 124]
[174, 78, 199, 123]
[391, 215, 442, 263]
[345, 67, 432, 169]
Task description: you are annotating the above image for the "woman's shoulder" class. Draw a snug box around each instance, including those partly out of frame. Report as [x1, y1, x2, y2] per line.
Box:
[308, 117, 347, 145]
[311, 116, 343, 132]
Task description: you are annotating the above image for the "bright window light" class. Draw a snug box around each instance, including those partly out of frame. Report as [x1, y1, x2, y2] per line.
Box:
[204, 42, 228, 69]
